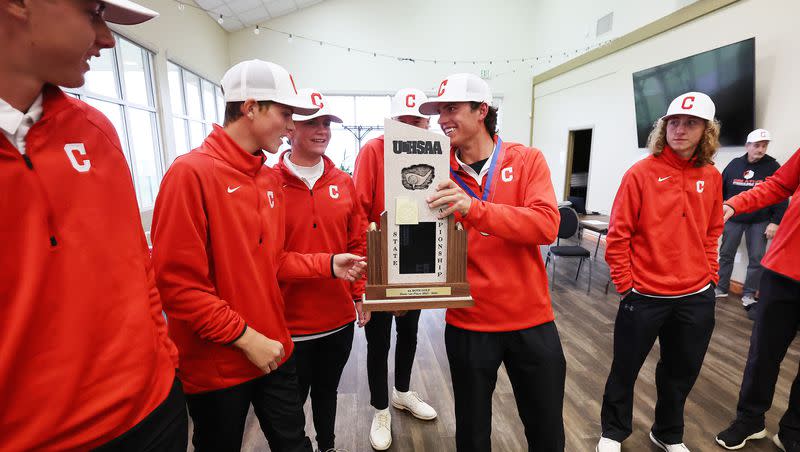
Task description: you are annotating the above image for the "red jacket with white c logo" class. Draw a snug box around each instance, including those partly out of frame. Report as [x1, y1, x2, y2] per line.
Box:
[275, 152, 366, 336]
[151, 125, 332, 394]
[447, 139, 561, 332]
[605, 146, 724, 295]
[0, 86, 177, 450]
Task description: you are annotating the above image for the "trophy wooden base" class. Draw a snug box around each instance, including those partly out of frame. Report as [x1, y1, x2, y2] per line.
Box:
[363, 213, 473, 312]
[363, 282, 472, 312]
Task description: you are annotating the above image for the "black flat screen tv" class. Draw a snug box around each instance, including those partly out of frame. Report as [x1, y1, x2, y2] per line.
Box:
[632, 38, 755, 148]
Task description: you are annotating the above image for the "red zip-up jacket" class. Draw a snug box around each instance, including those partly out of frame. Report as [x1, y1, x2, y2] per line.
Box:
[605, 147, 724, 296]
[151, 125, 332, 394]
[725, 148, 800, 282]
[447, 138, 560, 332]
[0, 86, 177, 451]
[353, 135, 385, 225]
[275, 151, 367, 336]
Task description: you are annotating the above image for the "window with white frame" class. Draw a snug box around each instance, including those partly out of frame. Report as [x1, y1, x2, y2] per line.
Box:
[65, 33, 162, 211]
[168, 62, 224, 158]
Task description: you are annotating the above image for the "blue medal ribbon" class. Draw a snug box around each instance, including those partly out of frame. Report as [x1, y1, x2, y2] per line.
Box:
[450, 137, 503, 202]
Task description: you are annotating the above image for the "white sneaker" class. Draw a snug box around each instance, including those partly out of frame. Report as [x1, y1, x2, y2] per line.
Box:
[715, 287, 729, 298]
[596, 437, 621, 452]
[773, 434, 786, 452]
[391, 388, 437, 420]
[369, 409, 392, 450]
[742, 294, 757, 307]
[650, 431, 690, 451]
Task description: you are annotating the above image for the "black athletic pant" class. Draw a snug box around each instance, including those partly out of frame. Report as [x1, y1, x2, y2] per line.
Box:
[735, 269, 800, 442]
[600, 287, 716, 444]
[293, 323, 354, 451]
[185, 355, 313, 452]
[94, 376, 188, 452]
[365, 310, 421, 409]
[445, 322, 567, 452]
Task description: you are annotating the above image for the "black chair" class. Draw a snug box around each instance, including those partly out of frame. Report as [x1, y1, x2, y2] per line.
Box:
[545, 206, 593, 293]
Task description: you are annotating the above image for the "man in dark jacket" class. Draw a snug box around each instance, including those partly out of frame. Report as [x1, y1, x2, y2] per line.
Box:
[716, 129, 788, 315]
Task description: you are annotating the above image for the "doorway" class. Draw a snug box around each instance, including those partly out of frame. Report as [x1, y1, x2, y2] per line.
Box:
[564, 128, 593, 214]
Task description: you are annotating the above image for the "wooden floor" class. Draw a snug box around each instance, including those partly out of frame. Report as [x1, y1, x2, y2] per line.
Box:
[196, 240, 800, 452]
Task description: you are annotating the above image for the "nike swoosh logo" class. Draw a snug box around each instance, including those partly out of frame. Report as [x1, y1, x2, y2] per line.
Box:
[227, 186, 241, 193]
[658, 176, 671, 182]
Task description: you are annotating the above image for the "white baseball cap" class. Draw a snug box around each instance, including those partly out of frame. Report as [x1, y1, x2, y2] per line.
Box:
[746, 129, 771, 143]
[103, 0, 159, 25]
[419, 73, 492, 115]
[662, 91, 716, 121]
[221, 60, 319, 115]
[292, 89, 343, 123]
[390, 88, 428, 119]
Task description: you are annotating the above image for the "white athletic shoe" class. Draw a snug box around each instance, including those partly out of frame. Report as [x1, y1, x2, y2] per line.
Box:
[369, 409, 392, 450]
[650, 431, 690, 451]
[742, 294, 757, 307]
[596, 436, 621, 452]
[715, 287, 729, 298]
[391, 388, 437, 420]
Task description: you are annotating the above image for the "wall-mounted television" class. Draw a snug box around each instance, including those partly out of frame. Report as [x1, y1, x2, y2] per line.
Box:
[632, 38, 755, 148]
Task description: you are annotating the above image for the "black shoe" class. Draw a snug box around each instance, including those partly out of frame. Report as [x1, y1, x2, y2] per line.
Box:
[746, 303, 759, 321]
[774, 432, 800, 452]
[715, 420, 767, 449]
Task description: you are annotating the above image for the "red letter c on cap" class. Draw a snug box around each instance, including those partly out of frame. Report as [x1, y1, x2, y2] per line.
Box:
[405, 94, 416, 107]
[681, 96, 695, 110]
[437, 80, 448, 96]
[311, 92, 323, 108]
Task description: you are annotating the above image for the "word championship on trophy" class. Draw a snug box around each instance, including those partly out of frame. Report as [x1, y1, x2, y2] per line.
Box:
[363, 118, 473, 312]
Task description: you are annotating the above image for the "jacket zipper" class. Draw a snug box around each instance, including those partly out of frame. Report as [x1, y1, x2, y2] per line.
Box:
[309, 188, 317, 229]
[21, 153, 59, 247]
[256, 176, 264, 245]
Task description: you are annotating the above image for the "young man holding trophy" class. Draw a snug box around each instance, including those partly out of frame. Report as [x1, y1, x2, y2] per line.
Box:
[422, 73, 566, 451]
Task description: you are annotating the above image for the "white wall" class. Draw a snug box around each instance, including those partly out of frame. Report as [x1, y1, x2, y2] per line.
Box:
[227, 0, 543, 145]
[528, 0, 701, 74]
[532, 0, 799, 283]
[116, 0, 230, 82]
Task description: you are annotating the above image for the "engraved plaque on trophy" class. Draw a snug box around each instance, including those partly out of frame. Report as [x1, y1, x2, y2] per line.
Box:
[363, 119, 473, 312]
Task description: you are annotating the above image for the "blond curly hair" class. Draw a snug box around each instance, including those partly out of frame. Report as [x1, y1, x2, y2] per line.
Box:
[646, 117, 721, 167]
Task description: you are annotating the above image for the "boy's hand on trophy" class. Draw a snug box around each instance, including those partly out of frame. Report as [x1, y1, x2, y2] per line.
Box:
[427, 180, 472, 218]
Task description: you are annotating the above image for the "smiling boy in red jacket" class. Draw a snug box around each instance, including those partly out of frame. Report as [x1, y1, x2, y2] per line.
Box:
[423, 73, 565, 452]
[716, 147, 800, 452]
[151, 60, 366, 452]
[0, 0, 188, 450]
[598, 92, 723, 452]
[276, 89, 368, 452]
